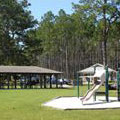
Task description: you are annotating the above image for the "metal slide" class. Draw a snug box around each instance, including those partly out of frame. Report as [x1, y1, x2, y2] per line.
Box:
[81, 70, 105, 102]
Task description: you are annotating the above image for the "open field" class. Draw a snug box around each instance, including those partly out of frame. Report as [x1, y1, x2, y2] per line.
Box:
[0, 86, 120, 120]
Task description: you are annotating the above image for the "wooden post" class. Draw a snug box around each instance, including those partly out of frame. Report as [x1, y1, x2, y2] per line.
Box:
[40, 75, 43, 88]
[0, 74, 1, 89]
[7, 74, 10, 89]
[50, 75, 52, 88]
[20, 74, 23, 89]
[24, 74, 27, 89]
[44, 75, 46, 88]
[14, 74, 17, 89]
[55, 75, 58, 88]
[2, 74, 4, 89]
[30, 74, 32, 89]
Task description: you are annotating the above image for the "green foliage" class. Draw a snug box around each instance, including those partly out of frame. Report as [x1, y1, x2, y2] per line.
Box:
[0, 0, 37, 65]
[0, 0, 120, 78]
[24, 29, 43, 65]
[39, 11, 56, 55]
[25, 0, 120, 77]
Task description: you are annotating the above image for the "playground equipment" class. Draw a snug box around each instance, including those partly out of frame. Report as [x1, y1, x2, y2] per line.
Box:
[80, 69, 105, 102]
[43, 65, 120, 110]
[117, 68, 120, 101]
[105, 66, 109, 102]
[77, 66, 120, 103]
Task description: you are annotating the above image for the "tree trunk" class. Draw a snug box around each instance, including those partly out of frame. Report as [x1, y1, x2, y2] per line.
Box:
[102, 0, 107, 66]
[65, 46, 69, 79]
[102, 41, 107, 66]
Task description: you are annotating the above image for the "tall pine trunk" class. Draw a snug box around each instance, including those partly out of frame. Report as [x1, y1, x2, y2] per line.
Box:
[102, 0, 107, 66]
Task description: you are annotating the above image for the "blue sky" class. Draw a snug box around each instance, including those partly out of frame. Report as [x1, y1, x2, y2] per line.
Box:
[27, 0, 79, 20]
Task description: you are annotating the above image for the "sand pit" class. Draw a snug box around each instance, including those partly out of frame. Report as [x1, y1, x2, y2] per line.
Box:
[43, 96, 120, 110]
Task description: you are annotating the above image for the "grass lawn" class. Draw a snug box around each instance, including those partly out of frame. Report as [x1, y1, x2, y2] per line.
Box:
[0, 86, 120, 120]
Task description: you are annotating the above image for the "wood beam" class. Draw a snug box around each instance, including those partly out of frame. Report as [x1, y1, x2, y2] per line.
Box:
[44, 75, 46, 88]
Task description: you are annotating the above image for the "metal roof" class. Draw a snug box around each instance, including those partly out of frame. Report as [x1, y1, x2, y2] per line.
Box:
[0, 66, 62, 74]
[78, 63, 116, 74]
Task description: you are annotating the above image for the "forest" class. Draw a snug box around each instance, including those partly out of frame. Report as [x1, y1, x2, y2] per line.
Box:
[0, 0, 120, 78]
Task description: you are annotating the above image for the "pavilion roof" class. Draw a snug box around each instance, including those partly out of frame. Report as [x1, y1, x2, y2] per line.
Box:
[78, 63, 116, 74]
[0, 66, 62, 74]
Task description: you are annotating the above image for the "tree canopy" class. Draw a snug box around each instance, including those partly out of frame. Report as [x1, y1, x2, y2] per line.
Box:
[0, 0, 120, 78]
[0, 0, 37, 65]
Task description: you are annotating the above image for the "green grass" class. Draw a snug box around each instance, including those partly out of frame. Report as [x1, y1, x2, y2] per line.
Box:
[0, 86, 120, 120]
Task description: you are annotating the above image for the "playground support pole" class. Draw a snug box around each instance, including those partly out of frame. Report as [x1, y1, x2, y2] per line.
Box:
[117, 69, 120, 101]
[105, 66, 109, 102]
[77, 73, 79, 98]
[88, 79, 90, 90]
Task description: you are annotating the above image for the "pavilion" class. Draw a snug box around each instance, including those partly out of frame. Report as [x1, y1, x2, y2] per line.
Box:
[78, 63, 116, 74]
[77, 63, 116, 84]
[0, 66, 62, 89]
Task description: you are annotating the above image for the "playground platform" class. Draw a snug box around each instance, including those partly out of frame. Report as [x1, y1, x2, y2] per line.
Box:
[43, 96, 120, 110]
